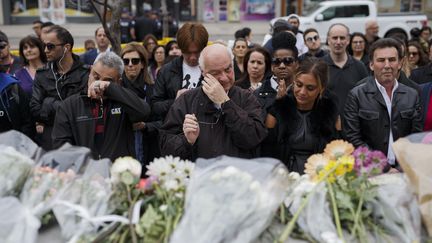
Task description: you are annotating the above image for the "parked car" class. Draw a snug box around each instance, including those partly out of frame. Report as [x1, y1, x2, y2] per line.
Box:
[263, 0, 428, 45]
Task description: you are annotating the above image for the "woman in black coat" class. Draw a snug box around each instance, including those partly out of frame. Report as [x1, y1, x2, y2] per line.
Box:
[121, 42, 161, 172]
[265, 58, 338, 173]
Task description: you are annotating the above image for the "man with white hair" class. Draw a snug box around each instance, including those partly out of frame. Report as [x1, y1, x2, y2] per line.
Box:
[52, 52, 151, 160]
[159, 44, 267, 160]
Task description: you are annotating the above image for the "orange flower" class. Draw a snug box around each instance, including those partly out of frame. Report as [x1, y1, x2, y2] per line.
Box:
[324, 140, 354, 160]
[304, 153, 329, 180]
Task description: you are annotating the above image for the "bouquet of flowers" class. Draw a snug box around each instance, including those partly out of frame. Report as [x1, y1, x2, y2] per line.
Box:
[94, 155, 194, 243]
[171, 156, 289, 243]
[0, 166, 75, 243]
[52, 174, 113, 242]
[0, 145, 35, 197]
[276, 140, 421, 243]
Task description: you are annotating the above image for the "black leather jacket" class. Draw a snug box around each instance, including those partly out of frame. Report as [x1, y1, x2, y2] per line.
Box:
[30, 54, 89, 125]
[343, 77, 423, 156]
[152, 56, 189, 119]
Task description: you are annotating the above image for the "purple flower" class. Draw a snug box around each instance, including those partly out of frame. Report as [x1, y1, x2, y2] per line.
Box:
[368, 150, 388, 171]
[353, 146, 371, 174]
[353, 147, 388, 176]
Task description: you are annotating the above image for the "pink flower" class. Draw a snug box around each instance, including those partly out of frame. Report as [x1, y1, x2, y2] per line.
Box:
[353, 147, 388, 176]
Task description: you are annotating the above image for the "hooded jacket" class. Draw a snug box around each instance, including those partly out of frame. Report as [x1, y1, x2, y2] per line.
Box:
[0, 73, 33, 137]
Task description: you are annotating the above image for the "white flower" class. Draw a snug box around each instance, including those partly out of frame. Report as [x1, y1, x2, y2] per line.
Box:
[111, 156, 142, 183]
[288, 172, 300, 181]
[146, 158, 171, 178]
[159, 204, 168, 212]
[163, 179, 180, 191]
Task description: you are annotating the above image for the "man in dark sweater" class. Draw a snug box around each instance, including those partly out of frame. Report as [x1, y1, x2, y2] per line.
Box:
[323, 23, 369, 116]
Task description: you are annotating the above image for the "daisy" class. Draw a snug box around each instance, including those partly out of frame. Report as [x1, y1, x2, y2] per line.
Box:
[324, 140, 355, 160]
[304, 153, 329, 180]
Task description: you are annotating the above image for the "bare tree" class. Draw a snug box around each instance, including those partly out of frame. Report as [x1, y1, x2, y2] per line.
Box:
[160, 0, 169, 38]
[89, 0, 127, 55]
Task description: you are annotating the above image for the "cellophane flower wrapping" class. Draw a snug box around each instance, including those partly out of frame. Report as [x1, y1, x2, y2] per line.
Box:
[0, 145, 35, 197]
[170, 156, 289, 243]
[368, 173, 422, 242]
[52, 174, 113, 242]
[0, 167, 75, 243]
[393, 132, 432, 237]
[284, 174, 337, 242]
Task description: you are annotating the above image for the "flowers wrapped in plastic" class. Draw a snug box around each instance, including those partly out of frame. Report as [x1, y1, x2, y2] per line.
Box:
[0, 167, 75, 243]
[52, 174, 113, 242]
[92, 155, 194, 243]
[170, 156, 289, 243]
[276, 140, 422, 243]
[393, 132, 432, 238]
[0, 145, 34, 197]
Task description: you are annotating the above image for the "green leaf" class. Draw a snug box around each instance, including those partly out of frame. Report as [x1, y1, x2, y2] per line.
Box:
[335, 190, 354, 210]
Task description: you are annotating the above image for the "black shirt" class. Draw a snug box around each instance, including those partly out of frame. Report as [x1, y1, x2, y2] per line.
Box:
[323, 54, 369, 115]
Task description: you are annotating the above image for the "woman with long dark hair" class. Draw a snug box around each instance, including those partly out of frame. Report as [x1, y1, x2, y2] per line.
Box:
[266, 58, 338, 173]
[15, 35, 47, 98]
[232, 38, 248, 81]
[348, 32, 369, 67]
[235, 47, 272, 91]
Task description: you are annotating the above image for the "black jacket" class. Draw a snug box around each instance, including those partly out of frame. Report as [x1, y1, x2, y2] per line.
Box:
[269, 89, 338, 170]
[152, 56, 203, 119]
[0, 73, 33, 137]
[30, 54, 89, 125]
[122, 73, 162, 163]
[52, 83, 151, 161]
[343, 77, 423, 159]
[159, 86, 267, 160]
[410, 63, 432, 84]
[254, 77, 277, 119]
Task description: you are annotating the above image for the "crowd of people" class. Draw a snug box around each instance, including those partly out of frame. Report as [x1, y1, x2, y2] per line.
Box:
[1, 17, 432, 175]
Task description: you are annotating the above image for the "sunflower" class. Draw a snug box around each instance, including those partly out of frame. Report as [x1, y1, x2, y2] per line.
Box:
[304, 153, 329, 180]
[324, 140, 355, 160]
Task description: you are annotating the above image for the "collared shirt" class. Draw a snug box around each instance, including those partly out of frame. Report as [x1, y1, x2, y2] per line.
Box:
[374, 79, 399, 165]
[270, 75, 278, 91]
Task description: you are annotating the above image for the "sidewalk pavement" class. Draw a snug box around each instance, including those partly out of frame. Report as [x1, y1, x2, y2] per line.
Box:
[0, 21, 271, 50]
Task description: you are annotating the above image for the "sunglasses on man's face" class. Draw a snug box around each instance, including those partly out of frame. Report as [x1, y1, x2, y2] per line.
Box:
[123, 58, 141, 65]
[306, 35, 319, 42]
[0, 43, 7, 50]
[44, 42, 64, 51]
[272, 57, 296, 66]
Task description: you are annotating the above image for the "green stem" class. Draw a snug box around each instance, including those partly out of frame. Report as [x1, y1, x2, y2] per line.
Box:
[280, 204, 286, 224]
[119, 227, 129, 243]
[327, 181, 345, 243]
[126, 185, 138, 243]
[278, 161, 343, 243]
[351, 188, 365, 239]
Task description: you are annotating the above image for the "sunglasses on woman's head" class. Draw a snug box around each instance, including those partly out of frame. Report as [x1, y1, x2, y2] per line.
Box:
[123, 58, 141, 65]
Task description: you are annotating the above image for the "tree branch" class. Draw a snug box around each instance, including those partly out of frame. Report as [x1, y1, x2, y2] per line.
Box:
[91, 0, 113, 10]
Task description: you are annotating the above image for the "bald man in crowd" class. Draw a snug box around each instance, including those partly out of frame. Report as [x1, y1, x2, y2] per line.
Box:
[159, 44, 267, 160]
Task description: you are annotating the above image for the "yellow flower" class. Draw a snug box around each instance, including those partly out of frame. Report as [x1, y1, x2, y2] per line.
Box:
[317, 160, 337, 183]
[335, 155, 354, 176]
[324, 140, 355, 160]
[304, 154, 329, 180]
